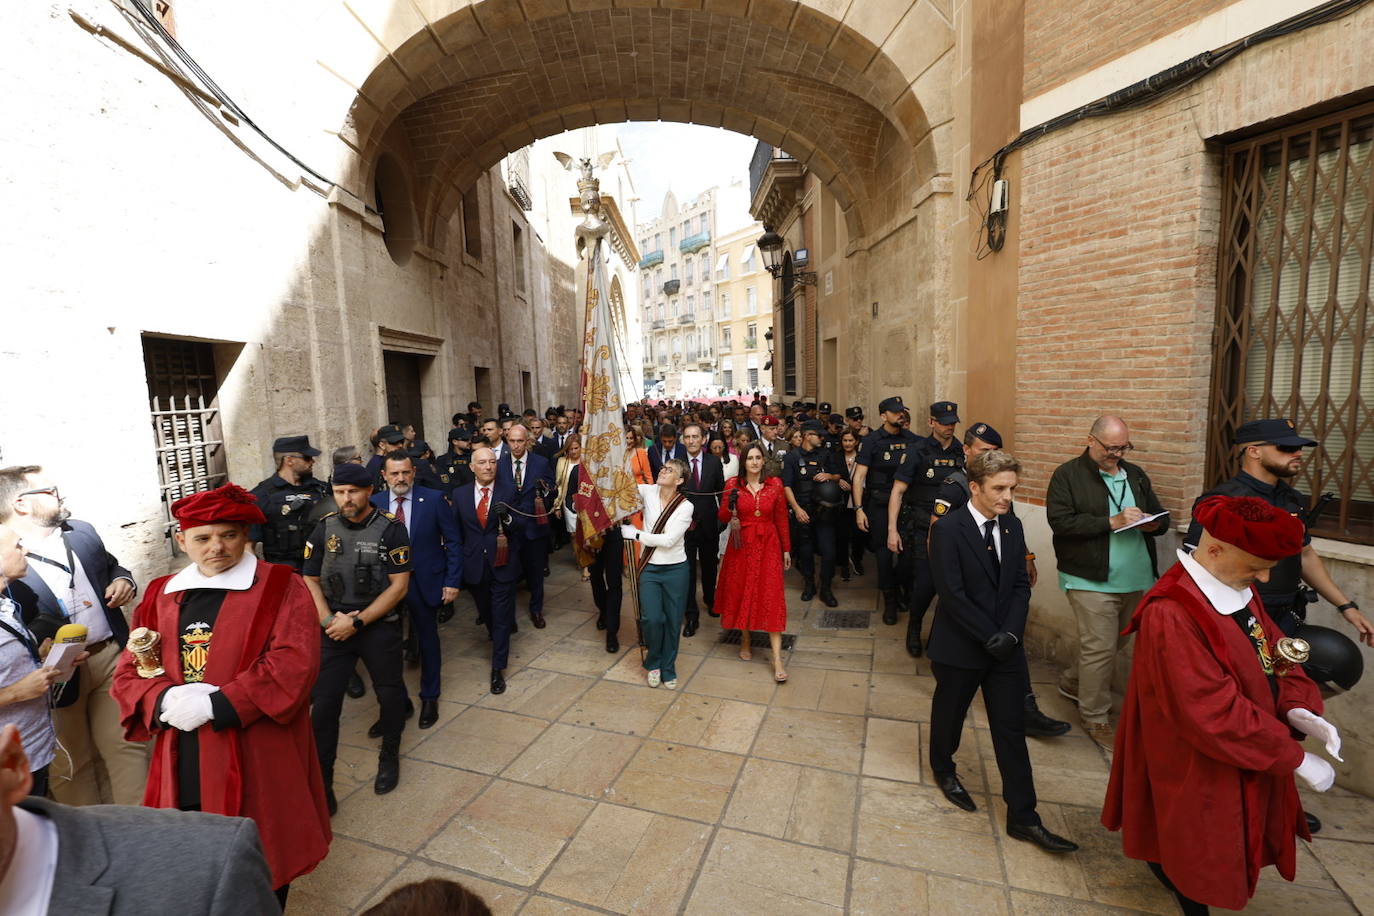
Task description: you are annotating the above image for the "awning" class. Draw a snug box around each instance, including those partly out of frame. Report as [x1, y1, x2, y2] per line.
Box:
[741, 245, 755, 265]
[714, 253, 729, 274]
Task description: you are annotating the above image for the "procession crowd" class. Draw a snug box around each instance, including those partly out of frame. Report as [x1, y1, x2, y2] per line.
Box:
[0, 393, 1369, 914]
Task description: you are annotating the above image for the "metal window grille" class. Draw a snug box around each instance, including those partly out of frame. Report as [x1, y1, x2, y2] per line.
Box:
[143, 337, 227, 539]
[1207, 102, 1374, 544]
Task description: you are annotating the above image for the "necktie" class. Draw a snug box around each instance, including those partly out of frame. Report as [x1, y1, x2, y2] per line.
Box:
[478, 487, 490, 527]
[983, 519, 1000, 572]
[395, 496, 406, 525]
[692, 457, 700, 487]
[515, 459, 524, 488]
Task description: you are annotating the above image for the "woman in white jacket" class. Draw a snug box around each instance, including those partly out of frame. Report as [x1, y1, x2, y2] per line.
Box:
[620, 459, 695, 689]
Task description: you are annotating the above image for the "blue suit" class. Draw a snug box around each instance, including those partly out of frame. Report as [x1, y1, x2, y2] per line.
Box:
[452, 480, 523, 671]
[647, 442, 688, 477]
[497, 450, 555, 620]
[372, 486, 461, 700]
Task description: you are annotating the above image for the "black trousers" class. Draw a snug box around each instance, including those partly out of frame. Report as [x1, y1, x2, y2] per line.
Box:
[1147, 862, 1209, 915]
[791, 515, 836, 584]
[683, 522, 719, 617]
[929, 656, 1040, 827]
[863, 499, 900, 591]
[835, 507, 866, 572]
[516, 535, 550, 617]
[590, 530, 625, 636]
[312, 618, 405, 781]
[468, 570, 518, 671]
[905, 558, 939, 642]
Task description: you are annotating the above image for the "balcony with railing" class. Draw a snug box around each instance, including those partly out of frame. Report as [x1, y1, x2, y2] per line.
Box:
[662, 279, 681, 295]
[639, 250, 664, 269]
[651, 318, 665, 330]
[678, 313, 694, 325]
[680, 230, 711, 254]
[749, 141, 804, 227]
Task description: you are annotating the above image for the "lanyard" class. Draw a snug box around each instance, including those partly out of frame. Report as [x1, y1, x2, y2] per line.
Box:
[1105, 476, 1129, 514]
[27, 534, 77, 592]
[0, 597, 42, 666]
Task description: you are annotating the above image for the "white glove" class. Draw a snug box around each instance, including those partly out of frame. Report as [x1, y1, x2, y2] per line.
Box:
[1288, 708, 1344, 762]
[160, 683, 219, 732]
[620, 525, 639, 541]
[1295, 751, 1336, 792]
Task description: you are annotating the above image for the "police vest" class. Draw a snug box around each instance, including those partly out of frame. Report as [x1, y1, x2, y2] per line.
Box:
[790, 448, 828, 506]
[258, 479, 329, 564]
[319, 512, 398, 611]
[866, 434, 917, 497]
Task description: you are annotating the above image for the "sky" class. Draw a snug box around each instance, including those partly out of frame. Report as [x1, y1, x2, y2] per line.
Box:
[615, 122, 758, 229]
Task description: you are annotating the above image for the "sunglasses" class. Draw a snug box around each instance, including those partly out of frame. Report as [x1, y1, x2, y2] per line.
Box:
[1274, 444, 1304, 454]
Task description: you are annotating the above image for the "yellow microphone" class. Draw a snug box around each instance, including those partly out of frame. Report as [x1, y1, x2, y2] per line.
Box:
[54, 624, 88, 645]
[48, 624, 87, 683]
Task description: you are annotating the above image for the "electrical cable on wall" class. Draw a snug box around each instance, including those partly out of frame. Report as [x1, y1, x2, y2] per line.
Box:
[966, 0, 1372, 254]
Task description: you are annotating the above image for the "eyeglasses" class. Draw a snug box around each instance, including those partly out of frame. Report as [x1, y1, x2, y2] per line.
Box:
[17, 486, 59, 500]
[1090, 438, 1134, 455]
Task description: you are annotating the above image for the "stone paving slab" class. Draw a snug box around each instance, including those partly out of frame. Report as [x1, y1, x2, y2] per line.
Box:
[288, 552, 1373, 914]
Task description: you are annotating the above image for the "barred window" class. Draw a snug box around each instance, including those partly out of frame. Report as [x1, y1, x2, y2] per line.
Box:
[1208, 102, 1374, 544]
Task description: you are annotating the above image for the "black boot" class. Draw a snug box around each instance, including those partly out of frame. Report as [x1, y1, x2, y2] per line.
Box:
[1024, 693, 1072, 737]
[682, 613, 699, 638]
[882, 589, 900, 625]
[819, 583, 838, 607]
[800, 577, 816, 602]
[374, 736, 400, 794]
[853, 559, 865, 576]
[369, 696, 414, 739]
[346, 672, 366, 699]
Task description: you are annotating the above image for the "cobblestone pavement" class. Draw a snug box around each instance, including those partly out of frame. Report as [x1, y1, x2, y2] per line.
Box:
[289, 553, 1374, 915]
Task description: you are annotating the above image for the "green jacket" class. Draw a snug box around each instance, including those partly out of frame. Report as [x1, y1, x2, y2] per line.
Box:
[1046, 449, 1168, 582]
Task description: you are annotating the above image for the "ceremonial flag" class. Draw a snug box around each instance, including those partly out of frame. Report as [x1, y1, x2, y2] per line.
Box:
[574, 237, 641, 552]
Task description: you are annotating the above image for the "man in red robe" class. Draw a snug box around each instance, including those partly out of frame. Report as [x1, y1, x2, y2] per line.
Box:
[1103, 495, 1342, 912]
[112, 484, 331, 909]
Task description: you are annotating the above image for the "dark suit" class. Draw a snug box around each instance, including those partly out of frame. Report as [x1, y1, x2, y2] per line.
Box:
[372, 486, 461, 700]
[12, 520, 135, 644]
[453, 480, 523, 671]
[568, 466, 624, 636]
[19, 796, 278, 915]
[681, 450, 725, 618]
[498, 450, 556, 620]
[532, 435, 559, 463]
[647, 442, 688, 477]
[927, 505, 1041, 827]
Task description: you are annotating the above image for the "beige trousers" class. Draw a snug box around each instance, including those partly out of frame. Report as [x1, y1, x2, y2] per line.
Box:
[1064, 589, 1142, 724]
[50, 640, 150, 805]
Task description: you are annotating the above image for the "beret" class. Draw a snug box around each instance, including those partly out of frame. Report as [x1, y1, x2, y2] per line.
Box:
[1194, 495, 1304, 561]
[172, 484, 267, 529]
[761, 416, 781, 427]
[332, 463, 375, 488]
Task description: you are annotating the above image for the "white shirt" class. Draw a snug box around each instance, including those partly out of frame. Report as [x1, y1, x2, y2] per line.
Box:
[1177, 548, 1253, 615]
[24, 528, 113, 643]
[388, 491, 413, 536]
[473, 482, 494, 514]
[164, 551, 258, 594]
[0, 806, 59, 916]
[631, 485, 694, 565]
[967, 501, 1002, 562]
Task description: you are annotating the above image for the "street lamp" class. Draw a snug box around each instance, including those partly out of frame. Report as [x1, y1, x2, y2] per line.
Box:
[757, 225, 816, 285]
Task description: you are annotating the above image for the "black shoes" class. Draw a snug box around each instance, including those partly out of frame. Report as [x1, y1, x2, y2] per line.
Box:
[906, 638, 923, 659]
[490, 670, 506, 695]
[819, 586, 838, 608]
[1007, 823, 1079, 853]
[368, 697, 414, 739]
[800, 578, 816, 602]
[606, 636, 619, 653]
[596, 618, 606, 630]
[938, 774, 977, 812]
[438, 603, 454, 624]
[840, 566, 851, 582]
[707, 606, 720, 618]
[531, 614, 547, 629]
[374, 736, 400, 795]
[1024, 694, 1072, 738]
[346, 672, 366, 699]
[853, 560, 865, 576]
[1306, 811, 1322, 834]
[682, 615, 699, 638]
[418, 699, 439, 730]
[882, 590, 900, 626]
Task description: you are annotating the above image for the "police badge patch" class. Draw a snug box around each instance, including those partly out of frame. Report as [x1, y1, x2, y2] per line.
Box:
[281, 504, 291, 515]
[926, 468, 935, 478]
[326, 534, 342, 553]
[934, 501, 949, 516]
[389, 546, 410, 565]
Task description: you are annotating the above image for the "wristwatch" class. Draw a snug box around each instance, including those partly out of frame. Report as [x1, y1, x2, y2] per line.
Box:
[1337, 601, 1359, 613]
[351, 615, 366, 630]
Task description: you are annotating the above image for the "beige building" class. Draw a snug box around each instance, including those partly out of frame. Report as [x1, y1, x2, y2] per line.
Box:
[711, 222, 772, 396]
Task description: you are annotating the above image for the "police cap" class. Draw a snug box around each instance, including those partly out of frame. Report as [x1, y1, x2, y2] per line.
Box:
[878, 396, 905, 415]
[968, 422, 1002, 448]
[828, 414, 844, 425]
[818, 402, 832, 413]
[333, 463, 373, 488]
[407, 441, 431, 458]
[272, 435, 321, 457]
[1234, 418, 1319, 448]
[448, 427, 470, 442]
[801, 420, 825, 434]
[377, 425, 406, 444]
[845, 406, 864, 420]
[930, 401, 960, 424]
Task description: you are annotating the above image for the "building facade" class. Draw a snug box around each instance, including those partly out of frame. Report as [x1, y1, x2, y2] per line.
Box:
[712, 223, 773, 396]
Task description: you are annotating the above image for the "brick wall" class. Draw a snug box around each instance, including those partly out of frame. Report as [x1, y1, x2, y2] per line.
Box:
[1023, 0, 1231, 97]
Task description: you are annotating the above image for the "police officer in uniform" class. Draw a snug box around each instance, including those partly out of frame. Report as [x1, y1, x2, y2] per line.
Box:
[930, 424, 1070, 738]
[782, 420, 841, 607]
[854, 397, 923, 623]
[302, 463, 412, 807]
[435, 428, 475, 496]
[250, 435, 331, 571]
[845, 406, 872, 440]
[366, 425, 408, 492]
[889, 402, 965, 655]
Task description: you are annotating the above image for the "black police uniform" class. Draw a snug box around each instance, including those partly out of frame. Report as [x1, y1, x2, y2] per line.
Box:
[303, 508, 410, 789]
[856, 415, 922, 608]
[782, 441, 839, 604]
[895, 428, 964, 647]
[249, 474, 331, 570]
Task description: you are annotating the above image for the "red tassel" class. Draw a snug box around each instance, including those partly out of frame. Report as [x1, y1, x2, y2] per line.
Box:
[533, 496, 549, 526]
[494, 533, 509, 567]
[729, 518, 744, 552]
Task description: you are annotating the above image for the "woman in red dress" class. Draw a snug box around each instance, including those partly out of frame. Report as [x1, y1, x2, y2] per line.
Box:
[715, 443, 792, 682]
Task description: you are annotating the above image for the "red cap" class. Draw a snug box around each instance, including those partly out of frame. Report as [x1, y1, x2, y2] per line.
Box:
[172, 484, 267, 530]
[1193, 495, 1304, 561]
[760, 416, 781, 427]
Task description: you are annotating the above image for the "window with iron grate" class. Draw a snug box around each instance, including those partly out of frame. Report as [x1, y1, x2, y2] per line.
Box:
[1208, 102, 1374, 544]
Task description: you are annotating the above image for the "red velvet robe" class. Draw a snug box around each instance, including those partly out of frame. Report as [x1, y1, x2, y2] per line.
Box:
[1102, 561, 1322, 910]
[714, 477, 791, 633]
[113, 560, 331, 888]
